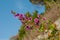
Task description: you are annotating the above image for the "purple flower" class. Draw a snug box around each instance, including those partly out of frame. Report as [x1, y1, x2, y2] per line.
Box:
[26, 25, 30, 30]
[26, 25, 33, 30]
[14, 13, 24, 18]
[24, 15, 28, 20]
[34, 18, 39, 23]
[19, 14, 24, 20]
[25, 17, 28, 20]
[28, 17, 32, 20]
[19, 14, 23, 17]
[15, 14, 19, 17]
[37, 14, 40, 18]
[34, 18, 39, 25]
[42, 17, 46, 20]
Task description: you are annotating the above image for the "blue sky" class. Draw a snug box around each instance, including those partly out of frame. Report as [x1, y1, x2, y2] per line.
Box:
[0, 0, 45, 40]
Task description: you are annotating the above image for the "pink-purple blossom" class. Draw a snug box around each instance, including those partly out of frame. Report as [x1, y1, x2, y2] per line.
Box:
[28, 17, 32, 20]
[19, 14, 23, 17]
[34, 18, 39, 23]
[15, 14, 19, 17]
[26, 25, 30, 30]
[37, 14, 40, 18]
[18, 14, 24, 20]
[26, 25, 33, 30]
[24, 15, 29, 20]
[42, 17, 46, 20]
[14, 13, 24, 18]
[25, 17, 28, 20]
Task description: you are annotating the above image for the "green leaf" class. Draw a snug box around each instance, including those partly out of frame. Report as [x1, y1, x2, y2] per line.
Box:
[19, 25, 26, 40]
[49, 24, 55, 30]
[51, 29, 58, 35]
[11, 10, 16, 14]
[32, 10, 38, 22]
[39, 24, 44, 32]
[25, 12, 31, 17]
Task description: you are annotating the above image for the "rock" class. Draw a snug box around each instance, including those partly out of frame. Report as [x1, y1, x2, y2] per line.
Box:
[54, 18, 60, 30]
[10, 35, 18, 40]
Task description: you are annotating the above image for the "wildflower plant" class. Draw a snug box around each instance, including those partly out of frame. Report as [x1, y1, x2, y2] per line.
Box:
[10, 0, 60, 40]
[11, 0, 60, 39]
[11, 10, 58, 40]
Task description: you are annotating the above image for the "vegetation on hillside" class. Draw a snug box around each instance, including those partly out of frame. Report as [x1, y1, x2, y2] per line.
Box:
[11, 0, 60, 40]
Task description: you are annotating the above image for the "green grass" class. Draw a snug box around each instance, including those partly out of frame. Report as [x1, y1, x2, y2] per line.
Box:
[19, 25, 26, 40]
